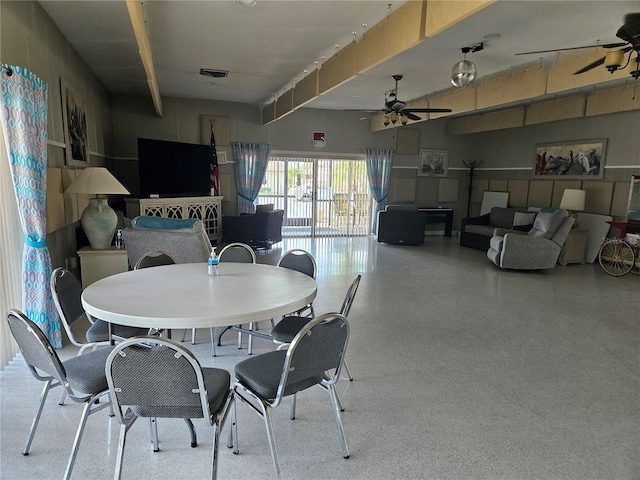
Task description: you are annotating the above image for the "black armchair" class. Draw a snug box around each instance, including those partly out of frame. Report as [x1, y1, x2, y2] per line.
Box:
[377, 205, 427, 245]
[222, 208, 283, 249]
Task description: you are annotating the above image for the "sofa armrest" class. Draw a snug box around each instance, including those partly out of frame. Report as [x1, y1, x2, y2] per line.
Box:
[461, 213, 491, 230]
[499, 233, 561, 270]
[493, 227, 527, 237]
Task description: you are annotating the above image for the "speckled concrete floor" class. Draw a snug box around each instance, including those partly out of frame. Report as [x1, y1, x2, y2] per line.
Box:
[2, 236, 638, 480]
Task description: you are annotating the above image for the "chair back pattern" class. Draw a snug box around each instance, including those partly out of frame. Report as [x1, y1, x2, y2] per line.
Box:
[277, 249, 317, 279]
[340, 275, 361, 318]
[51, 267, 89, 342]
[218, 242, 256, 263]
[7, 309, 68, 388]
[106, 337, 211, 422]
[134, 250, 176, 270]
[276, 313, 349, 402]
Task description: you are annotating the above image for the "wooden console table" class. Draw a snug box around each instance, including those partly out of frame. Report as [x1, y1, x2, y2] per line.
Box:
[418, 208, 454, 237]
[125, 196, 223, 241]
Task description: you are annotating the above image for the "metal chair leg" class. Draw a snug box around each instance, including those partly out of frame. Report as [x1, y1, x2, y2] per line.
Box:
[342, 360, 354, 381]
[290, 394, 296, 420]
[209, 328, 216, 357]
[149, 417, 159, 452]
[261, 403, 281, 480]
[114, 423, 128, 480]
[327, 384, 349, 459]
[22, 379, 52, 455]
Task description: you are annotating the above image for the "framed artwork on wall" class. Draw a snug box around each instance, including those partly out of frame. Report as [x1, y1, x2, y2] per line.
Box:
[534, 139, 606, 179]
[418, 149, 449, 177]
[60, 80, 89, 166]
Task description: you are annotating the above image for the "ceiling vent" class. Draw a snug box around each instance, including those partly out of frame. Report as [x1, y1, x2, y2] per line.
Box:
[200, 68, 228, 78]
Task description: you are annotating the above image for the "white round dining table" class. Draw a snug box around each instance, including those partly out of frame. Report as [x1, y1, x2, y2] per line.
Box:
[81, 263, 317, 331]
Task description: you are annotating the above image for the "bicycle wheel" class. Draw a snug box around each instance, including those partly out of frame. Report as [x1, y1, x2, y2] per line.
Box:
[598, 239, 634, 277]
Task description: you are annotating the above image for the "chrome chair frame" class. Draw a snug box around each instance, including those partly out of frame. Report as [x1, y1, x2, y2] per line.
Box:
[6, 309, 113, 480]
[276, 248, 317, 318]
[106, 336, 235, 480]
[233, 313, 350, 479]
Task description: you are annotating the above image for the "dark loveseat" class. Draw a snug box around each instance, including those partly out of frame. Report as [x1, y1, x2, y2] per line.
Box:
[377, 205, 427, 245]
[222, 207, 284, 249]
[460, 207, 536, 251]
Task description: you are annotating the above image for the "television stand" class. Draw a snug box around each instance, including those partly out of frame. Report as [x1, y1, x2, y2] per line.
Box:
[125, 196, 223, 242]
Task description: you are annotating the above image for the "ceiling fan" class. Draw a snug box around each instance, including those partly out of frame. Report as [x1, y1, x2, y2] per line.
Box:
[515, 13, 640, 77]
[364, 75, 452, 126]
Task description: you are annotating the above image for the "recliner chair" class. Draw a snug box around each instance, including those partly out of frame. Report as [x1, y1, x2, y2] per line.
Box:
[487, 208, 575, 270]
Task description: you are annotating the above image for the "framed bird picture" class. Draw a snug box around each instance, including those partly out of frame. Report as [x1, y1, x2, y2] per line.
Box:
[534, 139, 606, 180]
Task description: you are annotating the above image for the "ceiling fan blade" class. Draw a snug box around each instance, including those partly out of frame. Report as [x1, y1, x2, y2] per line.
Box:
[404, 112, 422, 121]
[574, 45, 633, 74]
[515, 42, 628, 56]
[403, 108, 453, 113]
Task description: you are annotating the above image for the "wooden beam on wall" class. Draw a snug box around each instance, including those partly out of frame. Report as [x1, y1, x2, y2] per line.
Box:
[586, 83, 640, 116]
[275, 89, 294, 119]
[477, 65, 546, 109]
[293, 70, 319, 109]
[424, 0, 495, 37]
[525, 95, 585, 125]
[318, 43, 356, 96]
[126, 0, 162, 117]
[547, 49, 628, 94]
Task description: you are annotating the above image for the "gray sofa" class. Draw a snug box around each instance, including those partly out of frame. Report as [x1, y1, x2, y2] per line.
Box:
[460, 207, 537, 251]
[121, 216, 212, 269]
[487, 208, 574, 270]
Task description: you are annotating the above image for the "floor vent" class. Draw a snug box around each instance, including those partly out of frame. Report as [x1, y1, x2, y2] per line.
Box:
[199, 68, 228, 78]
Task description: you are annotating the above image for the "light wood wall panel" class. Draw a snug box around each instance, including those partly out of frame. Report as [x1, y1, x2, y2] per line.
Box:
[430, 87, 477, 119]
[547, 49, 628, 94]
[586, 84, 640, 116]
[488, 180, 508, 191]
[355, 1, 425, 73]
[275, 89, 293, 119]
[293, 70, 319, 109]
[477, 66, 546, 109]
[611, 180, 631, 218]
[446, 115, 481, 135]
[393, 177, 416, 203]
[472, 179, 489, 203]
[507, 180, 529, 207]
[479, 107, 525, 132]
[528, 180, 553, 207]
[46, 168, 65, 233]
[425, 0, 495, 37]
[583, 181, 614, 215]
[318, 43, 356, 95]
[262, 101, 276, 124]
[438, 178, 459, 203]
[526, 96, 585, 125]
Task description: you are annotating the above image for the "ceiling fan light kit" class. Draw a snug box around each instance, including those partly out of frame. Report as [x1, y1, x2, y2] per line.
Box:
[604, 50, 625, 72]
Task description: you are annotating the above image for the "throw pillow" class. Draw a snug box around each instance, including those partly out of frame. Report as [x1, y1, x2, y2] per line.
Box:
[513, 211, 536, 228]
[528, 209, 569, 239]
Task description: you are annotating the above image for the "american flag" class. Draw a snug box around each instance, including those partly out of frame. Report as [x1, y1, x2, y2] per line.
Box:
[210, 125, 220, 196]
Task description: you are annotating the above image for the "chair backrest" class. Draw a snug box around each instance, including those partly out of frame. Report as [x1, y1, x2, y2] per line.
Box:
[51, 267, 88, 347]
[339, 275, 361, 318]
[276, 313, 349, 401]
[134, 250, 176, 270]
[106, 336, 210, 423]
[218, 242, 256, 263]
[6, 309, 67, 385]
[277, 249, 317, 279]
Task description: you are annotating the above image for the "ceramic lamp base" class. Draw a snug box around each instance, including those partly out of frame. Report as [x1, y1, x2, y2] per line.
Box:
[81, 197, 117, 249]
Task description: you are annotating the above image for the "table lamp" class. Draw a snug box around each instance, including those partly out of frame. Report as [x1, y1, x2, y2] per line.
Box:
[559, 189, 586, 227]
[65, 167, 130, 249]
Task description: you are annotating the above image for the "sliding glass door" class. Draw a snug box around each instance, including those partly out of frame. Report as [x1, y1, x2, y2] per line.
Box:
[258, 156, 371, 237]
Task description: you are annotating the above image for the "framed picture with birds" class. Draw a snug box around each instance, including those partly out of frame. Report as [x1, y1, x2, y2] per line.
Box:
[534, 139, 607, 179]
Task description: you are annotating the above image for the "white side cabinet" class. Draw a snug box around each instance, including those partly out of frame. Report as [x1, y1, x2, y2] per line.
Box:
[125, 196, 223, 241]
[77, 247, 129, 288]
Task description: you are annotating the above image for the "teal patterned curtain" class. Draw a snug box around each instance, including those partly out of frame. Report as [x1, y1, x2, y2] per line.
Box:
[1, 65, 61, 348]
[365, 148, 393, 234]
[232, 142, 271, 214]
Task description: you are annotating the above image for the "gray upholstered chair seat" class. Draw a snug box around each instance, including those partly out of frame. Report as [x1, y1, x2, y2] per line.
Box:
[235, 350, 324, 400]
[62, 346, 114, 394]
[85, 319, 148, 343]
[270, 316, 311, 343]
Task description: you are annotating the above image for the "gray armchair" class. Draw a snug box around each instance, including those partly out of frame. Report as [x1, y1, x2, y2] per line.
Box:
[487, 209, 575, 270]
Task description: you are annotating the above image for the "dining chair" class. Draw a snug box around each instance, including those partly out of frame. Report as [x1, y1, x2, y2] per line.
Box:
[133, 250, 176, 269]
[6, 309, 113, 480]
[232, 313, 350, 480]
[276, 249, 317, 318]
[51, 267, 149, 355]
[105, 336, 234, 480]
[215, 242, 259, 354]
[271, 275, 361, 418]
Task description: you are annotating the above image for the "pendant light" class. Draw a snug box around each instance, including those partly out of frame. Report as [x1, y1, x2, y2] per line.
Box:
[451, 44, 483, 88]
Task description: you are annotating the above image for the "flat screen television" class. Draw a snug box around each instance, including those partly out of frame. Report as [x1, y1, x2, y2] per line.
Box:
[138, 138, 211, 198]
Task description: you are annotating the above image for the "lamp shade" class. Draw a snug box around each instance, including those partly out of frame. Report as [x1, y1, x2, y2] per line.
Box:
[559, 189, 586, 212]
[65, 167, 130, 195]
[65, 167, 129, 249]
